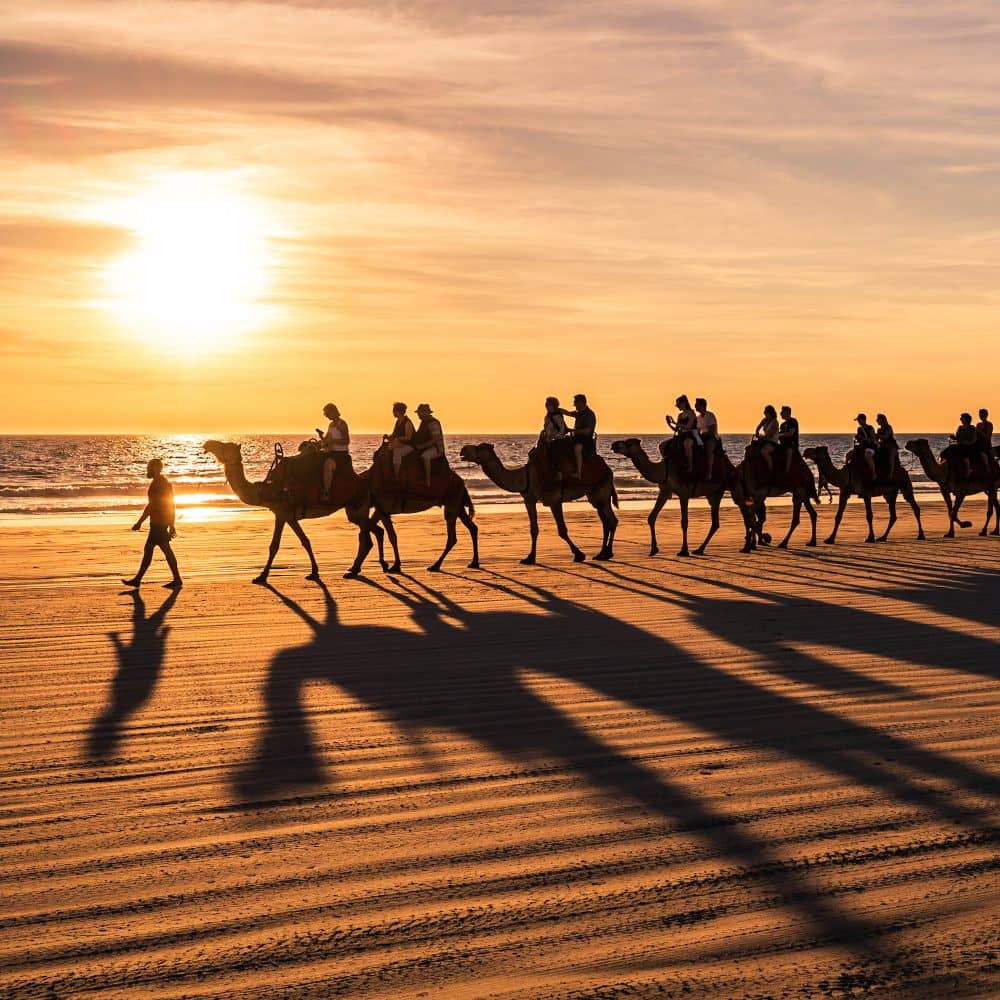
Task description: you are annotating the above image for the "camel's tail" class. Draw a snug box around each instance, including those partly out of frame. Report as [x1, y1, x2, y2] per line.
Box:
[464, 487, 475, 518]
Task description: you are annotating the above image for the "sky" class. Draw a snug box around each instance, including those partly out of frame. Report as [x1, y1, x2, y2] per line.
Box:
[2, 0, 999, 433]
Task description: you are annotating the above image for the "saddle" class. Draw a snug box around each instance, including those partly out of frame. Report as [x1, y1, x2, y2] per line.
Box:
[263, 443, 361, 509]
[659, 437, 725, 483]
[744, 440, 804, 492]
[529, 442, 609, 489]
[372, 445, 452, 499]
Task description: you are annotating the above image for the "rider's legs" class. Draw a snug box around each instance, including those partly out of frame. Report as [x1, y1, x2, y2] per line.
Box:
[761, 442, 774, 472]
[683, 437, 694, 472]
[864, 447, 876, 479]
[322, 455, 336, 499]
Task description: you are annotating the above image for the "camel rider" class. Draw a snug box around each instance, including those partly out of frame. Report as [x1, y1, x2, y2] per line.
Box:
[319, 403, 351, 501]
[976, 408, 994, 466]
[753, 405, 780, 473]
[694, 397, 719, 479]
[854, 413, 877, 479]
[412, 402, 445, 487]
[778, 405, 799, 475]
[387, 402, 416, 478]
[540, 396, 569, 445]
[875, 413, 899, 477]
[666, 395, 700, 474]
[558, 394, 597, 479]
[952, 412, 978, 479]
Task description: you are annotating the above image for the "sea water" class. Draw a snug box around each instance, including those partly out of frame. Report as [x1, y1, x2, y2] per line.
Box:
[0, 432, 952, 518]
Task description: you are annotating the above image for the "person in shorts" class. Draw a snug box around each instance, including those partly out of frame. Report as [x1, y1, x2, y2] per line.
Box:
[123, 459, 182, 589]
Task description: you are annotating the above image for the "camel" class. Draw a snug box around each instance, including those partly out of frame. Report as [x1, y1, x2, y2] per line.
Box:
[733, 444, 818, 553]
[459, 443, 618, 563]
[610, 438, 734, 556]
[804, 445, 925, 544]
[203, 440, 383, 583]
[904, 438, 1000, 537]
[363, 444, 479, 574]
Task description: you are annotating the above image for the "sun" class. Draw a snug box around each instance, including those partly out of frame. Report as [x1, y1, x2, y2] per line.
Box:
[102, 173, 272, 354]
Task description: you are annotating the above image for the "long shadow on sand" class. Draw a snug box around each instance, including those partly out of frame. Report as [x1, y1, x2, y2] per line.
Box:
[85, 588, 178, 762]
[235, 571, 998, 970]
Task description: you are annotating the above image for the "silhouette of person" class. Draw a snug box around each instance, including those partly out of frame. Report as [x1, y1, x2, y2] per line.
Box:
[318, 403, 351, 500]
[123, 459, 182, 589]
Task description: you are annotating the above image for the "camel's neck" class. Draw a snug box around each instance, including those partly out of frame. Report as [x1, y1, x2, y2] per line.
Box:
[628, 447, 666, 484]
[814, 451, 848, 487]
[223, 457, 261, 505]
[481, 453, 528, 493]
[911, 445, 946, 483]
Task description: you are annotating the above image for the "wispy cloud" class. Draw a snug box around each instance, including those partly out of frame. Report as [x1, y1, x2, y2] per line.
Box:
[2, 0, 999, 430]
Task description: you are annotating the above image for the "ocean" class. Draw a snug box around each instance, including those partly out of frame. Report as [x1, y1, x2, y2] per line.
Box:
[0, 432, 952, 519]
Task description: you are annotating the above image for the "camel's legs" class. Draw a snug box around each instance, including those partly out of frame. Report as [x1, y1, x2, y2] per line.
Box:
[878, 492, 898, 542]
[991, 491, 1000, 535]
[677, 495, 690, 556]
[521, 496, 540, 564]
[428, 512, 459, 572]
[287, 519, 321, 579]
[551, 503, 586, 562]
[941, 487, 957, 536]
[693, 495, 721, 555]
[980, 490, 997, 536]
[803, 496, 817, 546]
[777, 497, 801, 549]
[343, 513, 376, 578]
[739, 500, 758, 553]
[902, 490, 926, 540]
[825, 492, 849, 544]
[950, 493, 968, 535]
[592, 498, 617, 560]
[863, 495, 876, 543]
[647, 490, 668, 556]
[379, 513, 402, 573]
[458, 505, 479, 568]
[254, 518, 286, 584]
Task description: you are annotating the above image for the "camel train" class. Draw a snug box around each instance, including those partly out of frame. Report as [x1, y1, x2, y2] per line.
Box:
[204, 403, 999, 582]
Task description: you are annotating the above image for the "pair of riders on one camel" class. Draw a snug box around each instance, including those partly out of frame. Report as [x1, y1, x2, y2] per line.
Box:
[943, 407, 995, 479]
[538, 394, 599, 481]
[666, 395, 727, 480]
[314, 401, 447, 500]
[848, 412, 900, 482]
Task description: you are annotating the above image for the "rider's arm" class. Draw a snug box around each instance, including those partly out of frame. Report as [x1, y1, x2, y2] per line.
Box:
[341, 420, 350, 447]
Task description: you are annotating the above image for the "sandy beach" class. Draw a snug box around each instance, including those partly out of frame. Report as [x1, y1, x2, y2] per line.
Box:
[2, 500, 998, 998]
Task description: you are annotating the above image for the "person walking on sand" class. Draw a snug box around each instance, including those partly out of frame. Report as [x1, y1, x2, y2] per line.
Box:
[123, 459, 182, 589]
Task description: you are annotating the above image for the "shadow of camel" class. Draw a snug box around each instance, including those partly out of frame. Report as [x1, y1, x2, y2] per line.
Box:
[235, 572, 998, 977]
[85, 588, 179, 762]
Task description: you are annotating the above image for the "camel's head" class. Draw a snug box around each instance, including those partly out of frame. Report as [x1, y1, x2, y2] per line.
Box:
[460, 442, 494, 465]
[904, 438, 928, 454]
[203, 440, 242, 466]
[802, 445, 826, 463]
[610, 438, 640, 456]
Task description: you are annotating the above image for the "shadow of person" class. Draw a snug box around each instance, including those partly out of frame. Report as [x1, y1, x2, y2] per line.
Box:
[237, 574, 992, 964]
[85, 587, 179, 762]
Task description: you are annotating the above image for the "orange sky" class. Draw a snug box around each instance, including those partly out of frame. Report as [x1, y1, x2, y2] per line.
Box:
[2, 2, 998, 433]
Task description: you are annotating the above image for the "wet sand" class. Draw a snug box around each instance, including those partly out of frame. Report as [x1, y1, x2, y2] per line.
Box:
[2, 500, 998, 998]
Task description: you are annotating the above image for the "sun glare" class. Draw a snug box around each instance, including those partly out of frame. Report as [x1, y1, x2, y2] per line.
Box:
[102, 173, 272, 354]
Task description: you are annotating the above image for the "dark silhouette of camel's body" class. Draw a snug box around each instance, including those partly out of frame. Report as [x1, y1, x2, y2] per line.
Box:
[804, 444, 925, 544]
[460, 442, 617, 563]
[905, 438, 999, 537]
[733, 445, 819, 552]
[204, 440, 383, 582]
[610, 438, 734, 556]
